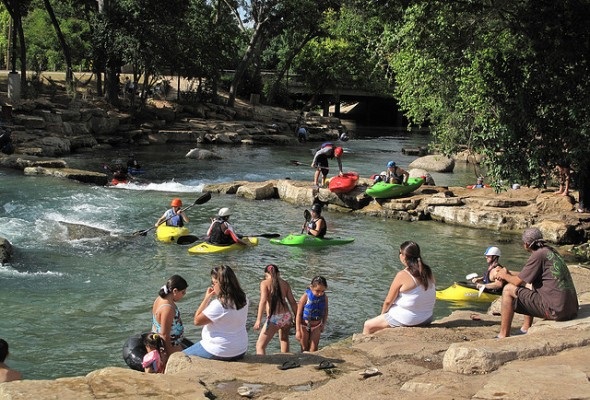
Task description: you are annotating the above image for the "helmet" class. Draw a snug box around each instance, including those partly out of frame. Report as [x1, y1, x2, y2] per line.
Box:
[218, 207, 231, 217]
[170, 198, 182, 207]
[334, 147, 343, 158]
[387, 161, 396, 168]
[484, 246, 501, 256]
[311, 203, 322, 214]
[339, 132, 350, 142]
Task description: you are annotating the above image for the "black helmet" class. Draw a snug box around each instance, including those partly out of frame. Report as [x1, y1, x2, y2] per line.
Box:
[311, 203, 322, 214]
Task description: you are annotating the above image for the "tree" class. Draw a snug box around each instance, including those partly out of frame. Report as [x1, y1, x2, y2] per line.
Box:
[387, 0, 590, 191]
[2, 0, 31, 96]
[43, 0, 73, 88]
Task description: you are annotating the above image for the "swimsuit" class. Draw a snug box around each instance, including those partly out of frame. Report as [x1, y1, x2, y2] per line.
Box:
[307, 216, 327, 238]
[141, 349, 162, 372]
[266, 312, 292, 328]
[152, 303, 184, 346]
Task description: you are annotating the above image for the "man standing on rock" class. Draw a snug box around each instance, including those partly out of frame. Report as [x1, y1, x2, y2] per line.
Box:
[494, 227, 578, 338]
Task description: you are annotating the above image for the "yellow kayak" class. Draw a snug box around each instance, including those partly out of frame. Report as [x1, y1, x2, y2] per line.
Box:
[155, 225, 190, 243]
[188, 237, 259, 254]
[436, 282, 500, 303]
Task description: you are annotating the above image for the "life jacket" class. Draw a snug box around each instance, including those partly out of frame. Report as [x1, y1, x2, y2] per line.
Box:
[165, 209, 184, 227]
[303, 288, 326, 321]
[208, 219, 232, 245]
[308, 216, 327, 238]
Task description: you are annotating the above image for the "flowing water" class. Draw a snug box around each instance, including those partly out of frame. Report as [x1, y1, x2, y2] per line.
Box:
[0, 126, 530, 380]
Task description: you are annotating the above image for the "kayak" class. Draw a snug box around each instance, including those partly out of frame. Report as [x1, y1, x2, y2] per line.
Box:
[156, 224, 190, 243]
[110, 178, 128, 185]
[127, 167, 145, 175]
[436, 282, 500, 303]
[365, 177, 424, 199]
[269, 233, 354, 247]
[188, 237, 259, 254]
[328, 172, 359, 193]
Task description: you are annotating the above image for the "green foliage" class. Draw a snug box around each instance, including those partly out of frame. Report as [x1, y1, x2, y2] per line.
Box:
[387, 0, 590, 186]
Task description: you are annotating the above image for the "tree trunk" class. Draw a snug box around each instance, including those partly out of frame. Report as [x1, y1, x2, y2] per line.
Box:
[228, 21, 264, 107]
[43, 0, 74, 90]
[17, 15, 26, 97]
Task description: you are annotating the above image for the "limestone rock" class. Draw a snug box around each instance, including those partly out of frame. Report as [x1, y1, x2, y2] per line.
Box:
[185, 148, 222, 160]
[236, 182, 277, 200]
[409, 155, 455, 172]
[23, 166, 108, 185]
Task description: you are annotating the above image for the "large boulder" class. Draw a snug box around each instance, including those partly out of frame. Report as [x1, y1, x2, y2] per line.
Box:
[409, 155, 455, 173]
[185, 148, 222, 160]
[0, 236, 13, 263]
[236, 182, 277, 200]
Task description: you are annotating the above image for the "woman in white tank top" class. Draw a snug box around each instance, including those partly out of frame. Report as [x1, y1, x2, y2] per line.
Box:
[363, 241, 436, 334]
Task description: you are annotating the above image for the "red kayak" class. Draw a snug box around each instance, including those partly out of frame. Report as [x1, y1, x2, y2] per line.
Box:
[328, 172, 359, 193]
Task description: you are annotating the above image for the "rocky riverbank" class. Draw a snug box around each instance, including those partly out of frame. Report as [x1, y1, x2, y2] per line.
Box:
[1, 265, 589, 399]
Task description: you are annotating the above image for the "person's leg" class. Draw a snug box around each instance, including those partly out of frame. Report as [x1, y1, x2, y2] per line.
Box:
[309, 325, 323, 352]
[313, 169, 321, 186]
[363, 314, 391, 334]
[183, 341, 215, 359]
[520, 315, 534, 333]
[255, 323, 278, 355]
[498, 283, 518, 338]
[299, 326, 310, 351]
[321, 169, 329, 187]
[278, 325, 291, 353]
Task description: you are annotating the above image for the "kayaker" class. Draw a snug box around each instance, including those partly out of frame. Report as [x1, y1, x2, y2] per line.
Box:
[206, 207, 250, 246]
[304, 203, 327, 238]
[362, 241, 436, 335]
[384, 161, 409, 185]
[253, 264, 298, 355]
[494, 228, 578, 338]
[295, 275, 329, 352]
[155, 198, 189, 227]
[471, 246, 505, 294]
[311, 142, 343, 188]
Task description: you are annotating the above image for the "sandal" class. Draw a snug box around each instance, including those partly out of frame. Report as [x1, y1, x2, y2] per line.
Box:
[315, 360, 335, 370]
[277, 360, 301, 370]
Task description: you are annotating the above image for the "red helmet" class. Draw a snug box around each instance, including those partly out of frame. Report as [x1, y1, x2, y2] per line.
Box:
[334, 147, 343, 158]
[170, 198, 182, 207]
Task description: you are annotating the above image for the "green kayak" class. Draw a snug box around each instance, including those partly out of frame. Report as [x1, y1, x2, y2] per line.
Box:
[365, 177, 424, 199]
[269, 234, 354, 247]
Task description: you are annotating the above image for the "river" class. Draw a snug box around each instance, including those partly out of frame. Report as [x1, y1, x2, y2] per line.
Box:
[0, 126, 530, 380]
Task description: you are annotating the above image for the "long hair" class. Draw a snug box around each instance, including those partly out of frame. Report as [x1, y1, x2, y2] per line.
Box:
[400, 241, 433, 290]
[265, 264, 285, 315]
[159, 275, 188, 298]
[212, 265, 247, 310]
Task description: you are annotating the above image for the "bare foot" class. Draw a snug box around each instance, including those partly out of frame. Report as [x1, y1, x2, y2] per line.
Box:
[560, 192, 569, 196]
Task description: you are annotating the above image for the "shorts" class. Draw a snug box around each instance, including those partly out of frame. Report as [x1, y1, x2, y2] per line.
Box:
[383, 313, 432, 327]
[514, 287, 551, 319]
[183, 341, 245, 361]
[267, 312, 292, 329]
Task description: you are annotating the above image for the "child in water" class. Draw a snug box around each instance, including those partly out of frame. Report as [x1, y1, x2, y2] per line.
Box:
[142, 333, 166, 373]
[295, 276, 329, 352]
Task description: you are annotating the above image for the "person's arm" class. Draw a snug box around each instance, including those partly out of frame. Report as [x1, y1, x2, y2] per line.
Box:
[194, 287, 215, 326]
[285, 282, 298, 317]
[295, 293, 307, 341]
[157, 305, 179, 355]
[321, 295, 328, 332]
[337, 157, 343, 175]
[495, 267, 524, 287]
[179, 210, 189, 224]
[381, 271, 404, 314]
[226, 223, 250, 245]
[402, 169, 409, 184]
[254, 281, 268, 330]
[307, 219, 324, 237]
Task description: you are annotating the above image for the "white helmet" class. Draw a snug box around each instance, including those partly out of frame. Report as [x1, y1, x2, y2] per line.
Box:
[484, 246, 501, 256]
[218, 207, 231, 217]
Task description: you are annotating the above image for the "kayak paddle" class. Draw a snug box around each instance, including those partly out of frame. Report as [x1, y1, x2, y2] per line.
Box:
[132, 191, 212, 236]
[301, 209, 311, 233]
[176, 235, 200, 245]
[239, 233, 281, 238]
[465, 272, 478, 280]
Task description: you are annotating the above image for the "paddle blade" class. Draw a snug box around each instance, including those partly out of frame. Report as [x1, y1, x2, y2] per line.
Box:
[177, 235, 199, 245]
[194, 191, 212, 205]
[252, 233, 280, 238]
[304, 209, 311, 222]
[465, 273, 478, 280]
